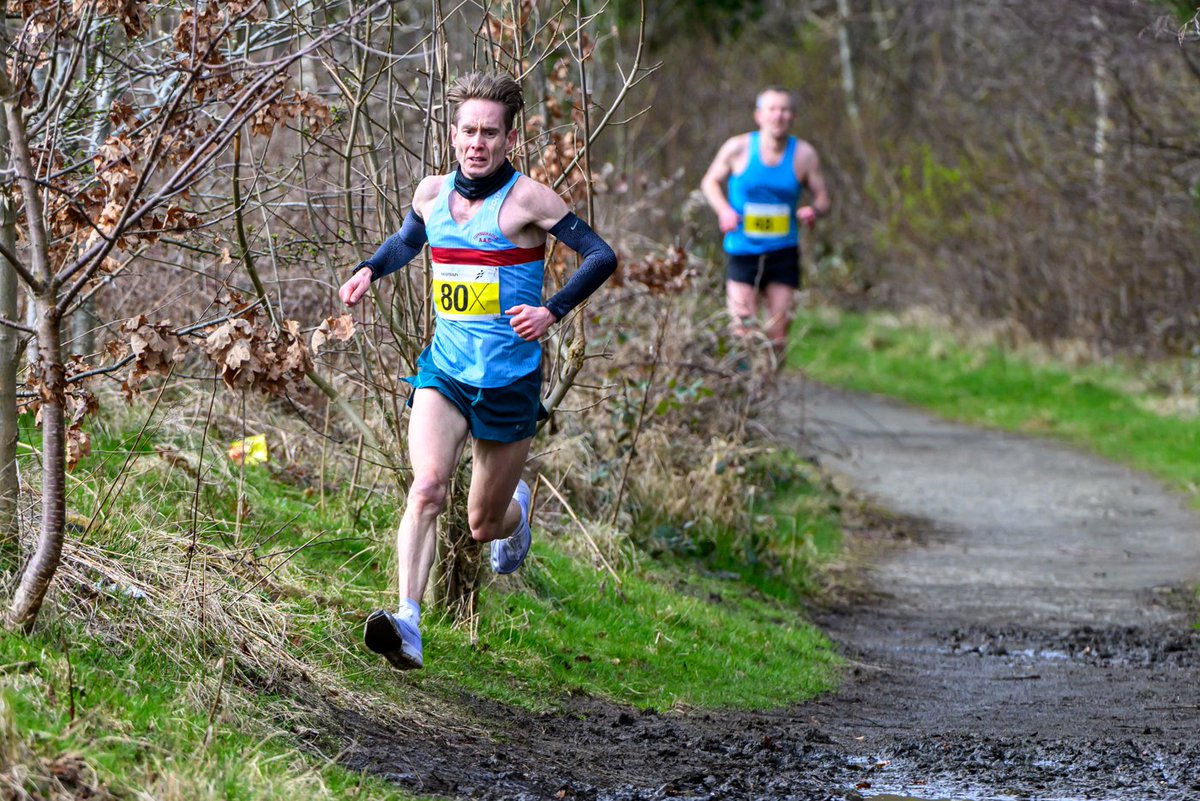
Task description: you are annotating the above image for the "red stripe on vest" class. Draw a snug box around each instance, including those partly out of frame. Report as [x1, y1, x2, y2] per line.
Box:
[430, 245, 546, 266]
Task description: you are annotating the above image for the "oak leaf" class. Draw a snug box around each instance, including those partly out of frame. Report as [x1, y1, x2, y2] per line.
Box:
[311, 314, 355, 353]
[65, 424, 91, 471]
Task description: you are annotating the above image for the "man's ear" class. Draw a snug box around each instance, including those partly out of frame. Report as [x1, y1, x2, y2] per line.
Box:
[506, 126, 519, 150]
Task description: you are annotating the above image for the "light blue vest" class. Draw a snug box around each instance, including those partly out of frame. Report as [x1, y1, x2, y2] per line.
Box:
[425, 171, 546, 387]
[723, 133, 804, 256]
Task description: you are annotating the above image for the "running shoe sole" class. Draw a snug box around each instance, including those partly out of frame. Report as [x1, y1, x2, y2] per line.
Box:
[363, 609, 423, 670]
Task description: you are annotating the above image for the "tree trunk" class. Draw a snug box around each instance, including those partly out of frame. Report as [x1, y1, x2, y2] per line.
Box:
[431, 519, 482, 625]
[8, 300, 63, 631]
[836, 0, 861, 130]
[836, 0, 868, 168]
[3, 95, 62, 632]
[0, 13, 25, 567]
[69, 40, 117, 359]
[0, 109, 18, 569]
[1091, 10, 1111, 202]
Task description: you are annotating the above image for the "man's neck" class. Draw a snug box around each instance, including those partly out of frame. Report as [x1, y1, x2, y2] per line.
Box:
[454, 159, 515, 201]
[759, 132, 789, 152]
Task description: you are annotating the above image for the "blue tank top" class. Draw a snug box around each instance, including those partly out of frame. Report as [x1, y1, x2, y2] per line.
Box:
[425, 170, 545, 387]
[723, 133, 804, 256]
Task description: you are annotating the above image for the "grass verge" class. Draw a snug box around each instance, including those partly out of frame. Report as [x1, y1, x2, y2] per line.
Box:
[2, 400, 844, 799]
[788, 306, 1200, 495]
[0, 620, 421, 801]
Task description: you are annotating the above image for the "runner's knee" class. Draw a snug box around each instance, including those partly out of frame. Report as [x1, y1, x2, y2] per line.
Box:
[468, 506, 510, 542]
[407, 475, 450, 517]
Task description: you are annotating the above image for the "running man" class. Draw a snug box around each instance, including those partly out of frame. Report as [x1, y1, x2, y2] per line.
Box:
[339, 71, 618, 670]
[700, 86, 830, 361]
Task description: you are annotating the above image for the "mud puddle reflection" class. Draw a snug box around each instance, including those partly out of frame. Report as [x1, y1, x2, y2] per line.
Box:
[867, 795, 993, 801]
[867, 795, 1019, 801]
[867, 792, 1094, 801]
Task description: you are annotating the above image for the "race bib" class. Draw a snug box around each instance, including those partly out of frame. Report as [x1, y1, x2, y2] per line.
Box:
[742, 202, 791, 238]
[432, 263, 500, 319]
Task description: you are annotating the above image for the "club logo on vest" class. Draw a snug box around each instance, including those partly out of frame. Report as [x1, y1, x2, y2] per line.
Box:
[474, 232, 501, 245]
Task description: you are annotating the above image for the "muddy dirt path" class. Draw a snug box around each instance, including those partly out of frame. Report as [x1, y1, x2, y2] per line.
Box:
[778, 381, 1200, 800]
[329, 379, 1200, 800]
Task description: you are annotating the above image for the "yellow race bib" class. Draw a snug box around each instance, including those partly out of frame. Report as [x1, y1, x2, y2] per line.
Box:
[432, 263, 501, 319]
[742, 202, 791, 238]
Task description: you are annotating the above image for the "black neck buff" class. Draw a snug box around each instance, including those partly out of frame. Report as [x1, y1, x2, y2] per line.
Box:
[454, 159, 516, 201]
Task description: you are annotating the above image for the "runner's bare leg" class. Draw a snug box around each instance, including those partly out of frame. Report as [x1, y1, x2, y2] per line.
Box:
[396, 389, 470, 605]
[764, 282, 798, 362]
[726, 279, 759, 337]
[468, 435, 533, 543]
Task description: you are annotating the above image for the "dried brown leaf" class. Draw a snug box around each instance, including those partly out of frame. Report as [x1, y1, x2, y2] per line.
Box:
[65, 423, 91, 471]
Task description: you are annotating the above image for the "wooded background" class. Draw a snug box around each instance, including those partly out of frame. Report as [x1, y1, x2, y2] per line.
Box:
[607, 0, 1200, 353]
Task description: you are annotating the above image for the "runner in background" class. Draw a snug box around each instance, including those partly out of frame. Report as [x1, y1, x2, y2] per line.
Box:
[339, 71, 617, 670]
[700, 86, 830, 363]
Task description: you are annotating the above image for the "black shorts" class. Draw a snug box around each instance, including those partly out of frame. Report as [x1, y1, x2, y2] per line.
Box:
[403, 348, 548, 443]
[725, 246, 801, 289]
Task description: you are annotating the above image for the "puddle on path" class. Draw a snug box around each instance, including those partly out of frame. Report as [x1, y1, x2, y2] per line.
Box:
[867, 795, 1013, 801]
[867, 794, 1091, 801]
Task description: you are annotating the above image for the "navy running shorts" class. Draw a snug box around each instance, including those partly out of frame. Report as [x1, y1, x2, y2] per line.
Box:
[726, 246, 801, 289]
[403, 348, 548, 443]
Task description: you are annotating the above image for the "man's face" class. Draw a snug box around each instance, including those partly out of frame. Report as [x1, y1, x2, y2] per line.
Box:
[452, 98, 517, 180]
[753, 91, 795, 139]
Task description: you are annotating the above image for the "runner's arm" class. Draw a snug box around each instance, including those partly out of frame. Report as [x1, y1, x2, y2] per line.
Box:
[795, 144, 831, 227]
[340, 178, 441, 307]
[544, 213, 618, 321]
[339, 210, 426, 307]
[506, 212, 617, 341]
[504, 180, 615, 340]
[358, 209, 428, 281]
[701, 136, 744, 234]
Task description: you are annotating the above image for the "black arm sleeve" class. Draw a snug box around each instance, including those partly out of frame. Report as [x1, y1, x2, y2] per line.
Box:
[544, 212, 618, 321]
[358, 209, 427, 281]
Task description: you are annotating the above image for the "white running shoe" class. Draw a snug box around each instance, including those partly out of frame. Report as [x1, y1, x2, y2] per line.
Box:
[363, 609, 423, 670]
[490, 479, 532, 574]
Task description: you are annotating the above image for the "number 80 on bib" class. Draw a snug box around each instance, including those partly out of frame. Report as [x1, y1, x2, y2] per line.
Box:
[431, 263, 501, 319]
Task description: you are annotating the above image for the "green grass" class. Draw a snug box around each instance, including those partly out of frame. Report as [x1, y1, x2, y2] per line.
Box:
[788, 308, 1200, 495]
[634, 451, 844, 605]
[415, 545, 839, 711]
[0, 619, 421, 801]
[2, 395, 845, 798]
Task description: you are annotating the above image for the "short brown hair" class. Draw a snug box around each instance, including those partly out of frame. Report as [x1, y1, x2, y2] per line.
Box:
[755, 86, 794, 110]
[447, 72, 525, 132]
